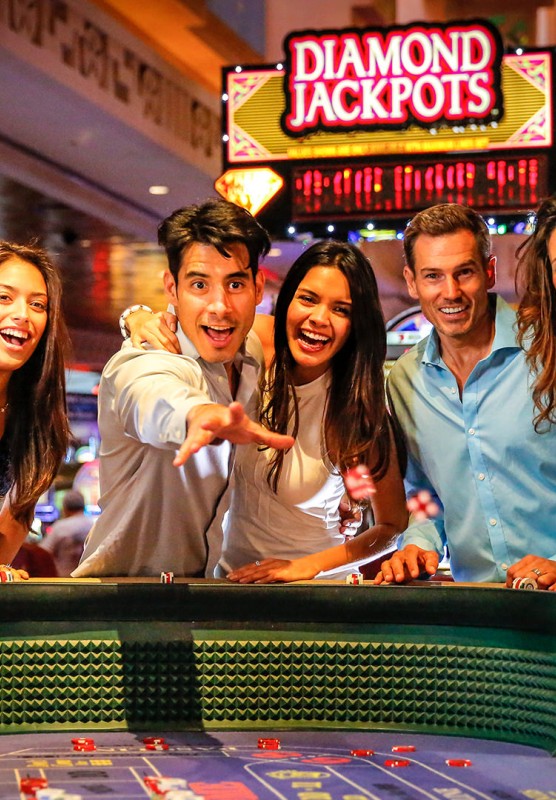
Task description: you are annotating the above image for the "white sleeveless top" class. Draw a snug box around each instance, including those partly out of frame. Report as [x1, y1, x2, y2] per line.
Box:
[219, 371, 350, 579]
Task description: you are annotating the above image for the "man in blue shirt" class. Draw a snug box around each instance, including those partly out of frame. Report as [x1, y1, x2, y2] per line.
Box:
[377, 203, 556, 588]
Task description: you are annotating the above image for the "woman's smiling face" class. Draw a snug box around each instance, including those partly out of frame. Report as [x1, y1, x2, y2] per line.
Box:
[286, 266, 352, 385]
[0, 257, 48, 376]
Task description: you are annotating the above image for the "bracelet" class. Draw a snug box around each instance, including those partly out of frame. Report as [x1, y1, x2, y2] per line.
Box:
[119, 304, 153, 339]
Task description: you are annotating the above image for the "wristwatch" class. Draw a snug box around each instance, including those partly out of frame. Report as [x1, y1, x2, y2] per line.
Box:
[119, 304, 153, 339]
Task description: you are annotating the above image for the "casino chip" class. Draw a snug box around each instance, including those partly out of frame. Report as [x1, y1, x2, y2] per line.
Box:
[384, 758, 411, 767]
[160, 571, 174, 584]
[20, 777, 48, 794]
[143, 736, 166, 745]
[258, 737, 281, 750]
[512, 577, 538, 590]
[72, 738, 96, 751]
[392, 745, 416, 752]
[446, 758, 472, 767]
[345, 572, 363, 585]
[145, 743, 170, 750]
[144, 776, 189, 794]
[407, 490, 440, 521]
[350, 748, 375, 756]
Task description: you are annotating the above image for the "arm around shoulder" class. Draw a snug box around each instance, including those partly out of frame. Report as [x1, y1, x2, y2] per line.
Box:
[252, 314, 275, 369]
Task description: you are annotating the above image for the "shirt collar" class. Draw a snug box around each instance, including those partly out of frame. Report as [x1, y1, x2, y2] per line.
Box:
[422, 293, 518, 367]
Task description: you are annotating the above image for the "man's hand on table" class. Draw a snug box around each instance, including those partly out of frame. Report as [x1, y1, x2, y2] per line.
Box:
[373, 544, 439, 584]
[506, 554, 556, 590]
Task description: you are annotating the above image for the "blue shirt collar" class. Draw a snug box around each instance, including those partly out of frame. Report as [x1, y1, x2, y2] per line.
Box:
[422, 293, 518, 366]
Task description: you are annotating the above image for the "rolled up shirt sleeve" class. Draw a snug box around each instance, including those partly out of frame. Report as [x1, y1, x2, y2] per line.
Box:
[105, 347, 213, 449]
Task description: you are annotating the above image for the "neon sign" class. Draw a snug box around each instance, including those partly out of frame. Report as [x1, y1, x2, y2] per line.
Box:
[282, 21, 504, 136]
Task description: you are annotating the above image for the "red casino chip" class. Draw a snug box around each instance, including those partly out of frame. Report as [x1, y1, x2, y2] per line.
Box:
[384, 758, 411, 767]
[392, 745, 416, 752]
[446, 758, 472, 767]
[73, 742, 96, 751]
[145, 743, 170, 751]
[20, 777, 48, 794]
[258, 737, 281, 750]
[512, 577, 538, 590]
[350, 749, 375, 757]
[71, 737, 95, 745]
[143, 736, 166, 745]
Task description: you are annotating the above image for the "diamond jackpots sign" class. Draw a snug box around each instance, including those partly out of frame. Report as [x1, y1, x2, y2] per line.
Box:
[281, 20, 504, 137]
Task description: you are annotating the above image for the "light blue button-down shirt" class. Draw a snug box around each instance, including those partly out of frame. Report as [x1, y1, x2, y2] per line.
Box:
[387, 294, 556, 583]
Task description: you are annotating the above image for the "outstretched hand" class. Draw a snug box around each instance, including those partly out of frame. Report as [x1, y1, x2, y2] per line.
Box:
[174, 401, 295, 466]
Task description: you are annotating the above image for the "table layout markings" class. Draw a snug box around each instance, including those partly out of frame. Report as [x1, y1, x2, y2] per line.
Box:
[399, 755, 512, 800]
[130, 765, 153, 796]
[244, 761, 307, 800]
[323, 764, 388, 800]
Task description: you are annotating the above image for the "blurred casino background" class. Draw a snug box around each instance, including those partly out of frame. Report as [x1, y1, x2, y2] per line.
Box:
[1, 0, 555, 512]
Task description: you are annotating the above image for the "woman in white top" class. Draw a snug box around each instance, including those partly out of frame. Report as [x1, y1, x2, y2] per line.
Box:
[125, 241, 407, 582]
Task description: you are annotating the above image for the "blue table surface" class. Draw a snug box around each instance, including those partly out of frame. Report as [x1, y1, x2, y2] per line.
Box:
[1, 729, 554, 799]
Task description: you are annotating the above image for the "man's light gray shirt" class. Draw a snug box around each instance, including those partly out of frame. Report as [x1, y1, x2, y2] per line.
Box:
[73, 326, 263, 577]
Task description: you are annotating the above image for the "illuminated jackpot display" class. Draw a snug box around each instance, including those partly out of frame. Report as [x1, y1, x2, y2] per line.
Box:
[221, 20, 553, 224]
[293, 155, 546, 218]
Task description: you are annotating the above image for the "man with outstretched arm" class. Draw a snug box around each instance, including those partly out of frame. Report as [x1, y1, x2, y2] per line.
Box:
[73, 200, 293, 578]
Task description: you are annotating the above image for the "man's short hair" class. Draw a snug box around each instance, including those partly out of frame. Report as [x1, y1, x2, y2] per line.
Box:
[63, 490, 86, 513]
[403, 203, 491, 272]
[158, 199, 271, 283]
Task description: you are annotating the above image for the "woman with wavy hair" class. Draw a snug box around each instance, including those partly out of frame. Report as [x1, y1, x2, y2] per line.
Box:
[514, 198, 556, 590]
[125, 241, 407, 582]
[515, 196, 556, 430]
[0, 241, 70, 578]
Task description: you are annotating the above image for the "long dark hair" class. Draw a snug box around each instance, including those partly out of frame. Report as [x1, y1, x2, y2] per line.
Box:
[262, 241, 395, 491]
[0, 242, 70, 526]
[515, 196, 556, 430]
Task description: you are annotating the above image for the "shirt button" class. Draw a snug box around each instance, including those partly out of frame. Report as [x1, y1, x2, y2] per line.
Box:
[468, 428, 475, 435]
[451, 387, 457, 394]
[501, 563, 508, 570]
[489, 518, 497, 526]
[478, 472, 485, 481]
